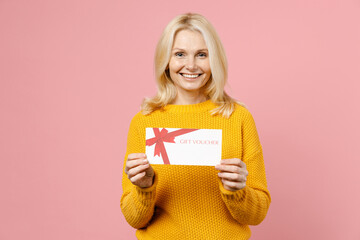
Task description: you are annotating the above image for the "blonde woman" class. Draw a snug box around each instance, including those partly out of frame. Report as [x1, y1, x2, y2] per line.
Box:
[121, 13, 271, 239]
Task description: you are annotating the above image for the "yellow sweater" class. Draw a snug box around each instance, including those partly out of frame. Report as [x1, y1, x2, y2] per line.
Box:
[121, 100, 271, 240]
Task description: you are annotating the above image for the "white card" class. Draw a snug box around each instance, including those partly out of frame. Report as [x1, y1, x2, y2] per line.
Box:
[145, 128, 222, 166]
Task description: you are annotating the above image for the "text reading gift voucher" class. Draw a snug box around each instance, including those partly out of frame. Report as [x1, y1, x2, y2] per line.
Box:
[145, 128, 222, 166]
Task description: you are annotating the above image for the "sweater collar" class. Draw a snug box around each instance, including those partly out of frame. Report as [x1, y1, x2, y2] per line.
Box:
[162, 100, 218, 113]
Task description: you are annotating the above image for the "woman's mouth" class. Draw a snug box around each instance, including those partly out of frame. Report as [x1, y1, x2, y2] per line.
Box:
[179, 73, 202, 79]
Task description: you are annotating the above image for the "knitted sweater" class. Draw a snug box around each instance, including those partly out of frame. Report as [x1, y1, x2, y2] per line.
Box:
[121, 100, 271, 240]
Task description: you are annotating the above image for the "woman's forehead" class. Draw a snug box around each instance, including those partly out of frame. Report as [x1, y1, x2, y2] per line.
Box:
[172, 29, 207, 50]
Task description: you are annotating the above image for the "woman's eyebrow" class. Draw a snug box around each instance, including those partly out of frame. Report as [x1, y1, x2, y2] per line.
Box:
[172, 48, 208, 52]
[172, 48, 185, 51]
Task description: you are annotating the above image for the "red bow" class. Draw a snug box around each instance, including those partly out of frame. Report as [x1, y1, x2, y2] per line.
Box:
[146, 128, 198, 164]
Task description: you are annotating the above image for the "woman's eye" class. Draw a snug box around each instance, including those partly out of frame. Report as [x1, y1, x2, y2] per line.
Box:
[175, 52, 184, 57]
[198, 52, 207, 57]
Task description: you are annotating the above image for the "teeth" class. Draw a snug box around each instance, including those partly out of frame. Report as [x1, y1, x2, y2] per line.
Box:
[182, 74, 200, 78]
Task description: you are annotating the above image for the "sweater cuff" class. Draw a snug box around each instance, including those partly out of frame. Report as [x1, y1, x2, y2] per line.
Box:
[134, 170, 158, 202]
[217, 177, 247, 201]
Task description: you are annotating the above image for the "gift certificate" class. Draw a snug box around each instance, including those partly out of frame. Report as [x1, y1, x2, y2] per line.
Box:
[145, 128, 222, 166]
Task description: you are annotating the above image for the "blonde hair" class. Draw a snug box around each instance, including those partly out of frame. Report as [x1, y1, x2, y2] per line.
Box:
[141, 13, 246, 118]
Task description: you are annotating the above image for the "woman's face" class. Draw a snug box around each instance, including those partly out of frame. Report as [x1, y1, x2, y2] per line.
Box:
[168, 29, 211, 98]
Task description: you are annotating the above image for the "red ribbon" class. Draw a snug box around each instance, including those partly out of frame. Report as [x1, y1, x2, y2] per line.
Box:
[146, 128, 198, 164]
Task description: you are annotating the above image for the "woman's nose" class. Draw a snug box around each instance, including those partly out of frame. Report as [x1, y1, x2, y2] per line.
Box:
[185, 57, 197, 71]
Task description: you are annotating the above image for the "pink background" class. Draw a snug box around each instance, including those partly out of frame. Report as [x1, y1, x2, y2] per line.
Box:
[1, 0, 359, 239]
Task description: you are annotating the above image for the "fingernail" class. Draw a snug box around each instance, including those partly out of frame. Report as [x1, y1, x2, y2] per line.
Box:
[143, 159, 148, 163]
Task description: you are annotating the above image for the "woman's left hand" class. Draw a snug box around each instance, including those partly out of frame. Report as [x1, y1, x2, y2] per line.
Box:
[215, 158, 248, 192]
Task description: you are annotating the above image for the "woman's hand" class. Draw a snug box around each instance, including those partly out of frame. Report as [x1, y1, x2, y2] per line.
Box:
[215, 158, 248, 192]
[125, 153, 155, 188]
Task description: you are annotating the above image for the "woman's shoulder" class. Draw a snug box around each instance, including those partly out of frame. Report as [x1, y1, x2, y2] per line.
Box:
[129, 109, 159, 123]
[130, 110, 146, 123]
[232, 103, 260, 130]
[232, 102, 253, 119]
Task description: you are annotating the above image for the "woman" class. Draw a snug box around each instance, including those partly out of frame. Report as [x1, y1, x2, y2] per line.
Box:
[121, 13, 271, 239]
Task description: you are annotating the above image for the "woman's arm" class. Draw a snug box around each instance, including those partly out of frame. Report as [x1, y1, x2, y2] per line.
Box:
[216, 109, 271, 225]
[120, 115, 157, 229]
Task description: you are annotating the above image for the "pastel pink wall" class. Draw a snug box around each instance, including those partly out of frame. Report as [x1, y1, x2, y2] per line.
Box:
[1, 0, 359, 239]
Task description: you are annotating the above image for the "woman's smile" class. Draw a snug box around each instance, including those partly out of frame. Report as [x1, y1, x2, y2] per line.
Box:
[179, 73, 203, 80]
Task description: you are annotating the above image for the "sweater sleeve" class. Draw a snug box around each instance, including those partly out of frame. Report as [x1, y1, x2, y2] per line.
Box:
[120, 114, 158, 229]
[218, 109, 271, 225]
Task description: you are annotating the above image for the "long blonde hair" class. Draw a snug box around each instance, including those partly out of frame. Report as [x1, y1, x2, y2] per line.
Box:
[141, 13, 246, 118]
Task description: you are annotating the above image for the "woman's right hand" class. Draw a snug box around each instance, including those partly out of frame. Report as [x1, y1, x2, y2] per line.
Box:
[125, 153, 154, 188]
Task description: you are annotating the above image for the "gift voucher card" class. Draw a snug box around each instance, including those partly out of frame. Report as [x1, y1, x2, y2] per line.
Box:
[145, 128, 222, 166]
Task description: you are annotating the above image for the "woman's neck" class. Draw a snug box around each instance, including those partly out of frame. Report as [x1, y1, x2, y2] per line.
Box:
[172, 92, 208, 105]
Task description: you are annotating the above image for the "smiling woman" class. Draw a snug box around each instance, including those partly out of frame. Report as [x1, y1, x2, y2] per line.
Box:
[141, 13, 246, 118]
[168, 30, 211, 105]
[121, 13, 271, 240]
